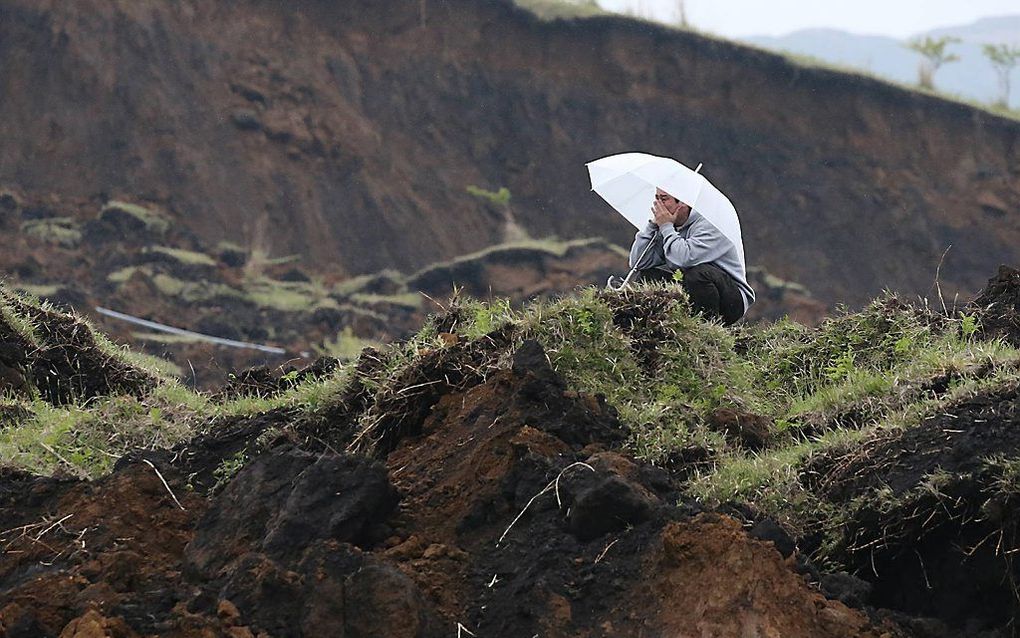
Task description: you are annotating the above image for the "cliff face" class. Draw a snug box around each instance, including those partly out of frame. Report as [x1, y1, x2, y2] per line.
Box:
[2, 0, 1019, 306]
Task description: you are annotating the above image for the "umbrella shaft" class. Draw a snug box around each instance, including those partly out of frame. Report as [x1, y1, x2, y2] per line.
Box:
[620, 234, 657, 289]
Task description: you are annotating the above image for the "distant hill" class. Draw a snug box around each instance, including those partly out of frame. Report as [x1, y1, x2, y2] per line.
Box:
[745, 15, 1020, 107]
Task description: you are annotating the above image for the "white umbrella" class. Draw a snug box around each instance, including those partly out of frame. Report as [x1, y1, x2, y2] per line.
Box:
[586, 152, 746, 270]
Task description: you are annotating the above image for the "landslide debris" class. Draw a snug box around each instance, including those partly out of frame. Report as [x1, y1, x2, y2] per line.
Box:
[0, 337, 894, 638]
[2, 185, 826, 393]
[805, 386, 1020, 630]
[4, 274, 1020, 636]
[0, 287, 160, 405]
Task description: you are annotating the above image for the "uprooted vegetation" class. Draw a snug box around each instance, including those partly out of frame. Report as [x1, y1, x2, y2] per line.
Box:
[3, 268, 1020, 635]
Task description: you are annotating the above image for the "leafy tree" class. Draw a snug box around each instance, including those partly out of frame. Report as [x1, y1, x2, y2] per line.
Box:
[983, 43, 1020, 108]
[906, 36, 960, 90]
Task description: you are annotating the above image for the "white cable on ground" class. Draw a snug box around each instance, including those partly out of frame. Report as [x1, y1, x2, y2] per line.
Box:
[94, 306, 286, 354]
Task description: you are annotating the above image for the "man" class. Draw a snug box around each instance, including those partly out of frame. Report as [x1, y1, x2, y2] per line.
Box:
[627, 188, 754, 325]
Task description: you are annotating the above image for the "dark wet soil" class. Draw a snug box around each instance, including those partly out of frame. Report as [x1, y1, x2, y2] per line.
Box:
[0, 339, 898, 638]
[805, 385, 1020, 632]
[219, 356, 340, 399]
[971, 265, 1020, 347]
[0, 291, 157, 405]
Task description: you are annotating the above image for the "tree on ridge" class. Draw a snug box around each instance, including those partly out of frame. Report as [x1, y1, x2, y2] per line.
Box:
[906, 36, 960, 90]
[983, 43, 1020, 108]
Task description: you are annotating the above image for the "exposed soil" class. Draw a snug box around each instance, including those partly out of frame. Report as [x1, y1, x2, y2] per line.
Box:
[219, 356, 339, 399]
[0, 290, 157, 405]
[0, 339, 904, 637]
[804, 385, 1020, 633]
[971, 264, 1020, 347]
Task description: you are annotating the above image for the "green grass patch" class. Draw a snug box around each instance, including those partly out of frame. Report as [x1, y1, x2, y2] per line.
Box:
[152, 273, 245, 304]
[349, 292, 422, 310]
[20, 217, 82, 248]
[513, 0, 605, 20]
[0, 394, 195, 478]
[146, 246, 218, 267]
[466, 185, 512, 206]
[107, 266, 140, 284]
[332, 270, 406, 297]
[316, 327, 381, 361]
[100, 200, 171, 235]
[12, 283, 60, 298]
[244, 276, 338, 312]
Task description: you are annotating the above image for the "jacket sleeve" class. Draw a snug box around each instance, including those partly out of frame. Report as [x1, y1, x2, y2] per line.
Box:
[658, 219, 731, 268]
[629, 221, 667, 270]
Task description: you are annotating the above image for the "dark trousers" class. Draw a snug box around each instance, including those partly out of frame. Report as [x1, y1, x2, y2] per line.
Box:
[637, 263, 745, 325]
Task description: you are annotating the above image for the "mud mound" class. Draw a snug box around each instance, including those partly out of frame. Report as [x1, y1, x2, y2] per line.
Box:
[0, 290, 158, 405]
[346, 327, 515, 457]
[804, 385, 1020, 630]
[181, 448, 429, 637]
[597, 287, 689, 371]
[970, 264, 1020, 346]
[220, 356, 340, 399]
[373, 340, 890, 636]
[185, 448, 398, 576]
[0, 339, 897, 637]
[621, 514, 891, 637]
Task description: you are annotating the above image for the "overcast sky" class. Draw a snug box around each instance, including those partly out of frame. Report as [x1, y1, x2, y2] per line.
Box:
[597, 0, 1020, 38]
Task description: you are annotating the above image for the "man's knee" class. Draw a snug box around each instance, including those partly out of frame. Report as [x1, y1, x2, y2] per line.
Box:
[637, 268, 673, 284]
[682, 263, 716, 286]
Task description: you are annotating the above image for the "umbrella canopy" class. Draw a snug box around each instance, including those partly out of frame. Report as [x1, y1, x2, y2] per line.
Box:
[586, 152, 746, 266]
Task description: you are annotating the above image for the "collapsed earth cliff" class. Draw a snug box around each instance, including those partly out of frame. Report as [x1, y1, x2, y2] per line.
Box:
[3, 266, 1020, 636]
[2, 0, 1020, 312]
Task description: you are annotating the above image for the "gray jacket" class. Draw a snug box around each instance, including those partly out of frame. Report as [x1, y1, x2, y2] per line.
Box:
[629, 213, 755, 313]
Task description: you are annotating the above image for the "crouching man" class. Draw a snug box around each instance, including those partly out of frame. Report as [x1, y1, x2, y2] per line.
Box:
[628, 188, 755, 325]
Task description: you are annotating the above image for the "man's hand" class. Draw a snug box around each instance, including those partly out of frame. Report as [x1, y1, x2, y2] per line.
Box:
[652, 199, 677, 226]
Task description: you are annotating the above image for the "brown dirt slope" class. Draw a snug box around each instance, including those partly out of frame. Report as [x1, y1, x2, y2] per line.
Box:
[9, 280, 1020, 636]
[1, 0, 1018, 308]
[0, 339, 903, 638]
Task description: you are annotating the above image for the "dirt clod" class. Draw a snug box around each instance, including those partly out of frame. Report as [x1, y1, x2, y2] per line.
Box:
[970, 264, 1020, 346]
[569, 474, 658, 541]
[185, 447, 398, 577]
[708, 407, 773, 450]
[58, 610, 138, 638]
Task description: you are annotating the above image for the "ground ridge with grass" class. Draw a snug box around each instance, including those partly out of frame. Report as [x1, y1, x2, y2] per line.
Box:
[3, 267, 1020, 636]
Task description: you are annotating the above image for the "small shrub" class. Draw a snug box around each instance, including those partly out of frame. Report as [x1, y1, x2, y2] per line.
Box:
[466, 185, 511, 207]
[212, 450, 248, 491]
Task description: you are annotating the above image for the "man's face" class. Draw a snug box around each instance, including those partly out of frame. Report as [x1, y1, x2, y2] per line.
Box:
[655, 188, 692, 224]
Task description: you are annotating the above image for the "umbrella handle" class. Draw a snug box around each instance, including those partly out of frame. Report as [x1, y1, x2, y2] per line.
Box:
[617, 235, 656, 290]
